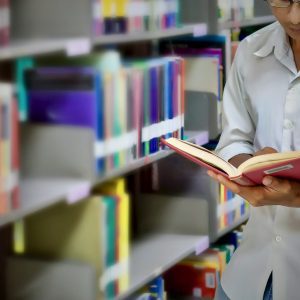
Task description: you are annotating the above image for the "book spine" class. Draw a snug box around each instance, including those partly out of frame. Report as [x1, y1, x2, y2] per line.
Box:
[11, 97, 20, 210]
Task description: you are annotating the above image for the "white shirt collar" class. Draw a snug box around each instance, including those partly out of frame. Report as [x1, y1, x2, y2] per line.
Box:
[254, 22, 290, 60]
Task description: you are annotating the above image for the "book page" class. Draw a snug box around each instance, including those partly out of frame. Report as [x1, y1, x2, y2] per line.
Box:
[238, 151, 300, 173]
[166, 138, 238, 176]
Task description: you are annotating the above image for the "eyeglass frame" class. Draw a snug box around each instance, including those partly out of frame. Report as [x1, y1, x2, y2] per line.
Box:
[265, 0, 300, 8]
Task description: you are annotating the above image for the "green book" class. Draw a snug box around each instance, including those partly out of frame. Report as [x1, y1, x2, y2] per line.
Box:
[101, 196, 117, 299]
[16, 57, 35, 121]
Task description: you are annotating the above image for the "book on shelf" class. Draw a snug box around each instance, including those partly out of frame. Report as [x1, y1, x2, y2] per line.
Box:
[92, 0, 180, 36]
[0, 83, 19, 215]
[94, 178, 130, 296]
[218, 0, 254, 22]
[165, 228, 244, 299]
[165, 249, 222, 299]
[0, 0, 10, 46]
[162, 137, 300, 186]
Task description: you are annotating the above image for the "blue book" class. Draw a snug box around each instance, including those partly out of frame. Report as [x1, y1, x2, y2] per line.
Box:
[149, 65, 159, 154]
[163, 59, 172, 139]
[149, 276, 164, 300]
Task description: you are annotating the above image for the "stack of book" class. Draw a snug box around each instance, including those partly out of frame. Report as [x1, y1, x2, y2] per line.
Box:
[0, 83, 19, 215]
[0, 0, 10, 46]
[92, 0, 180, 36]
[24, 52, 185, 175]
[218, 0, 254, 22]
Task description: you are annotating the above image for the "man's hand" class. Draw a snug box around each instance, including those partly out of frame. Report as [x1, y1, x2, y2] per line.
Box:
[207, 147, 300, 207]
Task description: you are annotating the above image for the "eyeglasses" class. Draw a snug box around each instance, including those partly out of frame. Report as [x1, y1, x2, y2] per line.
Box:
[266, 0, 300, 8]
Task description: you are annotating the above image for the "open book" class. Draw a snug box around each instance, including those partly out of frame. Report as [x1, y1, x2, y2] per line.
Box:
[162, 137, 300, 186]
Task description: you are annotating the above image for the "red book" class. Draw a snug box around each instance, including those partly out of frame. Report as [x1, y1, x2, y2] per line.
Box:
[179, 58, 185, 139]
[11, 98, 20, 209]
[162, 137, 300, 186]
[165, 264, 218, 298]
[0, 0, 10, 46]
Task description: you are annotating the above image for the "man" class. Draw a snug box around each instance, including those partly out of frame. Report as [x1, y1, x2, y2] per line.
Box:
[209, 1, 300, 299]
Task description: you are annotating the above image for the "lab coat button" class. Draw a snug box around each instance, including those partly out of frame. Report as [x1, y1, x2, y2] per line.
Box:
[283, 119, 294, 130]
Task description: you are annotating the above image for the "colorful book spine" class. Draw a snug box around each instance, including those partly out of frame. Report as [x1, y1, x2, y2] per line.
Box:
[165, 241, 245, 299]
[16, 57, 35, 121]
[0, 84, 19, 215]
[101, 196, 118, 298]
[102, 0, 114, 34]
[131, 68, 143, 158]
[0, 0, 10, 46]
[95, 0, 179, 36]
[115, 0, 128, 33]
[92, 0, 103, 36]
[95, 178, 130, 297]
[218, 0, 254, 22]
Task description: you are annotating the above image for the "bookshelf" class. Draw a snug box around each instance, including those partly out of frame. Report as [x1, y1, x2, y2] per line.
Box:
[0, 0, 273, 299]
[0, 131, 209, 229]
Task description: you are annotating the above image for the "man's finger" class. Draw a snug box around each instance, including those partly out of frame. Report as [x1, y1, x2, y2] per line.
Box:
[215, 174, 242, 194]
[262, 176, 291, 193]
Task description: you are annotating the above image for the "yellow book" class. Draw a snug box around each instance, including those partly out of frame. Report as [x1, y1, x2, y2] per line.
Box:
[24, 197, 105, 283]
[188, 249, 223, 273]
[102, 0, 113, 18]
[0, 83, 12, 181]
[181, 259, 220, 273]
[95, 178, 130, 293]
[116, 0, 128, 17]
[220, 184, 226, 230]
[217, 251, 227, 274]
[13, 220, 25, 254]
[1, 141, 9, 180]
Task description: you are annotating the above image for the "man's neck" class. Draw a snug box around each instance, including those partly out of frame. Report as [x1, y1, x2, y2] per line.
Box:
[290, 37, 300, 71]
